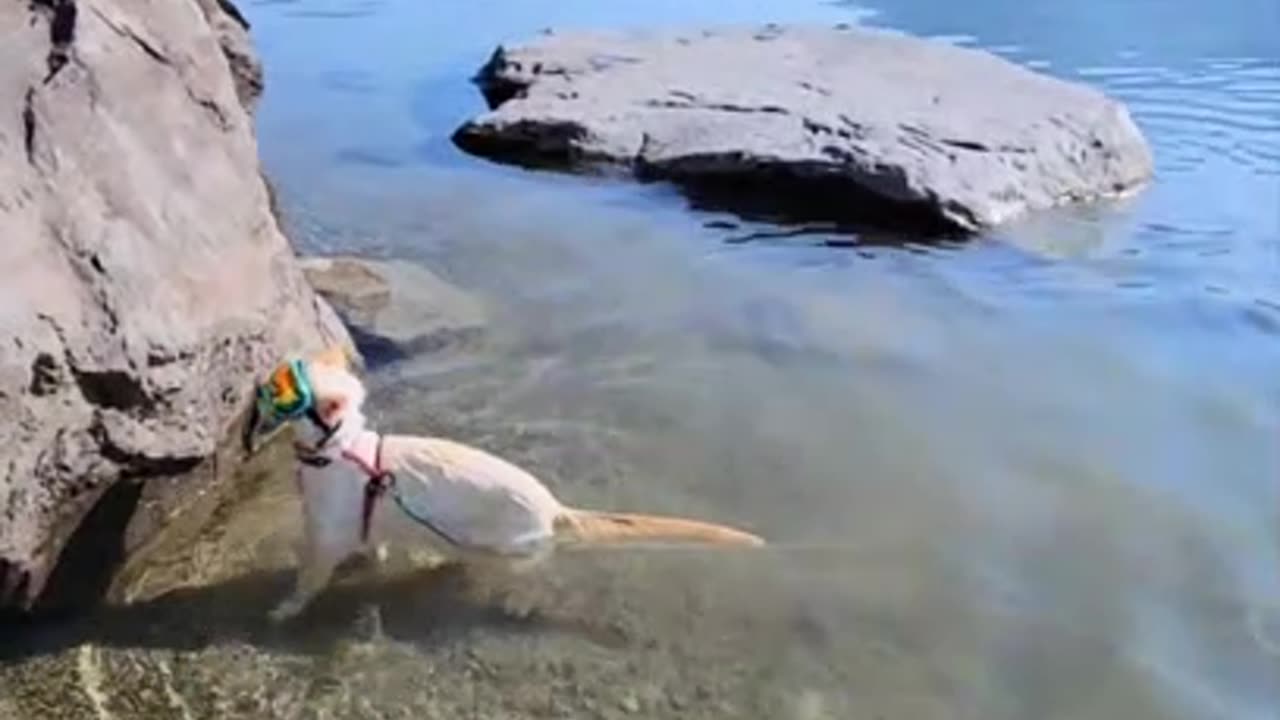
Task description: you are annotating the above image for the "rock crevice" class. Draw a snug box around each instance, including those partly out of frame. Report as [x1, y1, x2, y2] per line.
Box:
[30, 0, 78, 83]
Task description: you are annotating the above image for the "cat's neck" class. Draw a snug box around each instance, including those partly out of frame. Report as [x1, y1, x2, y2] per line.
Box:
[338, 428, 384, 474]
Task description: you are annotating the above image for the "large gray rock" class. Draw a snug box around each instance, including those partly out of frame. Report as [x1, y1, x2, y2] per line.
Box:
[453, 25, 1154, 233]
[0, 0, 352, 614]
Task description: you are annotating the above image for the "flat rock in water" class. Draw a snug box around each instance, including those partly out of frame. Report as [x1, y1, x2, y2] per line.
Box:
[453, 25, 1154, 233]
[300, 256, 486, 367]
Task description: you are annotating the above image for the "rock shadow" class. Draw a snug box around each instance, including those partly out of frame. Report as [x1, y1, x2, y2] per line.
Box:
[657, 168, 970, 243]
[450, 127, 970, 245]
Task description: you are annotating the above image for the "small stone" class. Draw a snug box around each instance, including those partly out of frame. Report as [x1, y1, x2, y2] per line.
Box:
[618, 693, 641, 714]
[298, 257, 393, 325]
[298, 255, 485, 367]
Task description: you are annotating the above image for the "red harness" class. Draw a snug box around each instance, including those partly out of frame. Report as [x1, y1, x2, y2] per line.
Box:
[339, 435, 394, 543]
[297, 433, 458, 546]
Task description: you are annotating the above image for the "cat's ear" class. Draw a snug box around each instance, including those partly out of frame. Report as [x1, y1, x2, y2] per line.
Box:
[309, 344, 351, 370]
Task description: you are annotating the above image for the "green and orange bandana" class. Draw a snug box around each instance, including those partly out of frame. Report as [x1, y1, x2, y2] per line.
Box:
[255, 358, 316, 429]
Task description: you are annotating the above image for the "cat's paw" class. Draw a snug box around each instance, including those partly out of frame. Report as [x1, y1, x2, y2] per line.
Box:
[268, 596, 308, 623]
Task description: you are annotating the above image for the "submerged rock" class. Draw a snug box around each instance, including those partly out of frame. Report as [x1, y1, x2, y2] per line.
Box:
[453, 25, 1154, 233]
[0, 0, 351, 616]
[300, 256, 486, 368]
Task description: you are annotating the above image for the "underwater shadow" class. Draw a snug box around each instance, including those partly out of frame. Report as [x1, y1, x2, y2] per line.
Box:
[0, 561, 627, 664]
[668, 170, 970, 244]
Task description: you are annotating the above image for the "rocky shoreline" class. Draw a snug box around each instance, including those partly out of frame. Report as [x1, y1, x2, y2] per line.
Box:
[0, 0, 353, 617]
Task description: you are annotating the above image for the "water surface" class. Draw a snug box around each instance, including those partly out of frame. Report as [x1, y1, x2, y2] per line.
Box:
[4, 1, 1277, 718]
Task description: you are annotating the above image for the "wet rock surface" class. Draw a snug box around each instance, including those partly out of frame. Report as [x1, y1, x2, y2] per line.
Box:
[0, 0, 350, 615]
[454, 24, 1154, 233]
[300, 256, 486, 369]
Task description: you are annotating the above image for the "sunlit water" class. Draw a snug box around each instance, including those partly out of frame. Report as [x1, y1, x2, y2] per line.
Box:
[4, 1, 1278, 718]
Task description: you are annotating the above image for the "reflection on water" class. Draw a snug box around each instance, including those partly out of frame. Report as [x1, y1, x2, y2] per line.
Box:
[4, 0, 1278, 718]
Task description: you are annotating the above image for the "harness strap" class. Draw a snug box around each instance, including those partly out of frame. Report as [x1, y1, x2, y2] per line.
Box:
[306, 407, 342, 449]
[361, 473, 392, 543]
[342, 434, 393, 544]
[390, 491, 463, 547]
[306, 433, 463, 548]
[293, 408, 341, 463]
[340, 435, 382, 478]
[297, 453, 331, 468]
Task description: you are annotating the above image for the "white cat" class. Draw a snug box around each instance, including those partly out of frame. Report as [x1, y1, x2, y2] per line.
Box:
[244, 346, 765, 621]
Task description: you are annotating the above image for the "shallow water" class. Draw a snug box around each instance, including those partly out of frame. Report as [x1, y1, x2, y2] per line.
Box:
[5, 0, 1279, 718]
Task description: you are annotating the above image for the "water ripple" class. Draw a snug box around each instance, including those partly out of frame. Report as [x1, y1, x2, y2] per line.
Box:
[276, 0, 387, 19]
[1078, 57, 1280, 176]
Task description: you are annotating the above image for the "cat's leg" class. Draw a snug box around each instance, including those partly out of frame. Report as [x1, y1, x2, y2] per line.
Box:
[462, 543, 555, 618]
[269, 537, 349, 622]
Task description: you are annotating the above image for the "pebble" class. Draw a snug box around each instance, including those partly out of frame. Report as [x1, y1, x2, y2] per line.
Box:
[618, 693, 641, 713]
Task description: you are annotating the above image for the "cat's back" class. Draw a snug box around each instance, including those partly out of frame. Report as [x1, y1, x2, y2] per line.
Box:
[379, 434, 563, 549]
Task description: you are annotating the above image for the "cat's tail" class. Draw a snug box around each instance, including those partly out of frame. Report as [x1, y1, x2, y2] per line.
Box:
[553, 507, 764, 548]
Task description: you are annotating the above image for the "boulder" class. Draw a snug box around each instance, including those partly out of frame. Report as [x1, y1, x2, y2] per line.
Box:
[453, 25, 1154, 233]
[0, 0, 352, 615]
[195, 0, 263, 114]
[300, 256, 486, 368]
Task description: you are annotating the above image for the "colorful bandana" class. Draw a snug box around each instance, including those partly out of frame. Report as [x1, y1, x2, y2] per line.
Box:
[255, 358, 315, 428]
